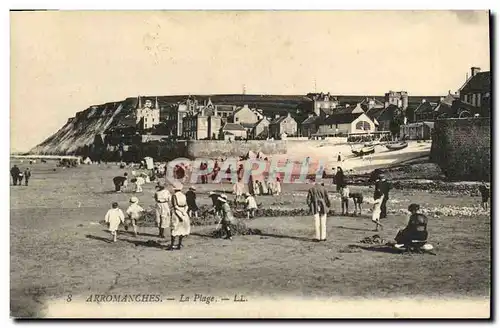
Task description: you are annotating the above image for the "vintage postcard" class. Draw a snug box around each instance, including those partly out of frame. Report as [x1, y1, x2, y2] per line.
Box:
[10, 10, 491, 318]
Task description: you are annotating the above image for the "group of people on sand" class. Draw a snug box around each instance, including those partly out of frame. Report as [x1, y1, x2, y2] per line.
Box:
[104, 179, 239, 250]
[10, 165, 31, 186]
[306, 175, 428, 247]
[105, 181, 192, 249]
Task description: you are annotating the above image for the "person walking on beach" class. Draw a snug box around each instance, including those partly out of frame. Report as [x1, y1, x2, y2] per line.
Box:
[306, 181, 331, 242]
[371, 190, 384, 231]
[105, 202, 125, 242]
[11, 165, 20, 186]
[374, 173, 391, 219]
[125, 196, 144, 237]
[23, 168, 31, 186]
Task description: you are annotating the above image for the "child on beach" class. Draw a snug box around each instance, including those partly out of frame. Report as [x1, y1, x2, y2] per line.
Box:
[125, 197, 144, 237]
[105, 202, 125, 242]
[371, 190, 384, 231]
[340, 184, 350, 215]
[186, 186, 199, 218]
[244, 193, 258, 219]
[275, 177, 282, 196]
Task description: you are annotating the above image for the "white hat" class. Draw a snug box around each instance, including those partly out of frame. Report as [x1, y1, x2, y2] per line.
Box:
[129, 197, 139, 203]
[218, 194, 228, 202]
[172, 181, 183, 191]
[189, 186, 196, 190]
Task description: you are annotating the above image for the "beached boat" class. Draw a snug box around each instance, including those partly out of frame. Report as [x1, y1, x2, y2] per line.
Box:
[386, 141, 409, 151]
[351, 145, 375, 157]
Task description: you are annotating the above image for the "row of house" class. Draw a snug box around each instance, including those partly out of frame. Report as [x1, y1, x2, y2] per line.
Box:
[105, 66, 490, 143]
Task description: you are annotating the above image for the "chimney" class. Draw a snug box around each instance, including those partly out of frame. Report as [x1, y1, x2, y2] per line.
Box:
[471, 67, 481, 77]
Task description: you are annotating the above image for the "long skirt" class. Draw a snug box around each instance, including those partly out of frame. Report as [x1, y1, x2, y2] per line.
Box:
[155, 203, 171, 228]
[171, 208, 191, 236]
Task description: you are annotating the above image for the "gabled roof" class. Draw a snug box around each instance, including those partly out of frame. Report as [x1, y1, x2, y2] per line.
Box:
[365, 107, 386, 120]
[319, 113, 364, 125]
[302, 115, 320, 125]
[459, 71, 490, 94]
[320, 108, 334, 116]
[359, 98, 385, 110]
[414, 101, 438, 114]
[222, 123, 246, 131]
[377, 104, 401, 121]
[270, 114, 295, 125]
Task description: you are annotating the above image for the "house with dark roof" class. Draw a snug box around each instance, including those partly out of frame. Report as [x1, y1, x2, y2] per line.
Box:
[222, 123, 247, 140]
[240, 117, 270, 139]
[268, 113, 298, 139]
[316, 112, 375, 137]
[360, 97, 385, 111]
[374, 104, 402, 131]
[458, 67, 491, 117]
[300, 114, 321, 138]
[413, 100, 439, 122]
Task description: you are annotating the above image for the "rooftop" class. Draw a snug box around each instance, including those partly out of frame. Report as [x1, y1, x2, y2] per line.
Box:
[222, 123, 246, 131]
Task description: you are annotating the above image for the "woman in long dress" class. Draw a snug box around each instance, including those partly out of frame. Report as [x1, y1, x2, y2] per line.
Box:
[169, 182, 191, 250]
[154, 182, 171, 238]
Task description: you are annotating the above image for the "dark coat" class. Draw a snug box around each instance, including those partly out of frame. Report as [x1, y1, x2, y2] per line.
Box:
[10, 166, 20, 177]
[334, 171, 346, 187]
[307, 184, 331, 215]
[374, 179, 391, 199]
[186, 190, 198, 210]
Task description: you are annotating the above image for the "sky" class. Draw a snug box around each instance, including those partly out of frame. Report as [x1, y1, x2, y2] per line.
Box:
[10, 10, 490, 152]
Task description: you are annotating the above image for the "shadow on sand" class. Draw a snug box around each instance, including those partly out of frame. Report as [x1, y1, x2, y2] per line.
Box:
[120, 238, 166, 249]
[348, 244, 402, 254]
[335, 225, 375, 232]
[100, 229, 159, 238]
[86, 234, 167, 249]
[85, 234, 113, 244]
[258, 232, 312, 242]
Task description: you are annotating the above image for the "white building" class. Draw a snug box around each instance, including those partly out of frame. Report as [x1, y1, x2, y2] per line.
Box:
[136, 96, 160, 130]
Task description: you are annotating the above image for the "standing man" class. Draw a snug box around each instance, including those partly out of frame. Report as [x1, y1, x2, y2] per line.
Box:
[306, 181, 331, 242]
[374, 173, 391, 219]
[10, 165, 20, 186]
[218, 194, 234, 240]
[24, 168, 31, 186]
[154, 182, 171, 238]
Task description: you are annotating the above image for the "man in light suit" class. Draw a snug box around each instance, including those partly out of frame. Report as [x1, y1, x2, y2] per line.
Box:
[307, 181, 331, 242]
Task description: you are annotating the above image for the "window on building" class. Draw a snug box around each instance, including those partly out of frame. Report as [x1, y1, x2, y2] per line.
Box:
[477, 93, 481, 107]
[471, 94, 476, 106]
[235, 117, 239, 122]
[463, 94, 468, 103]
[355, 121, 371, 130]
